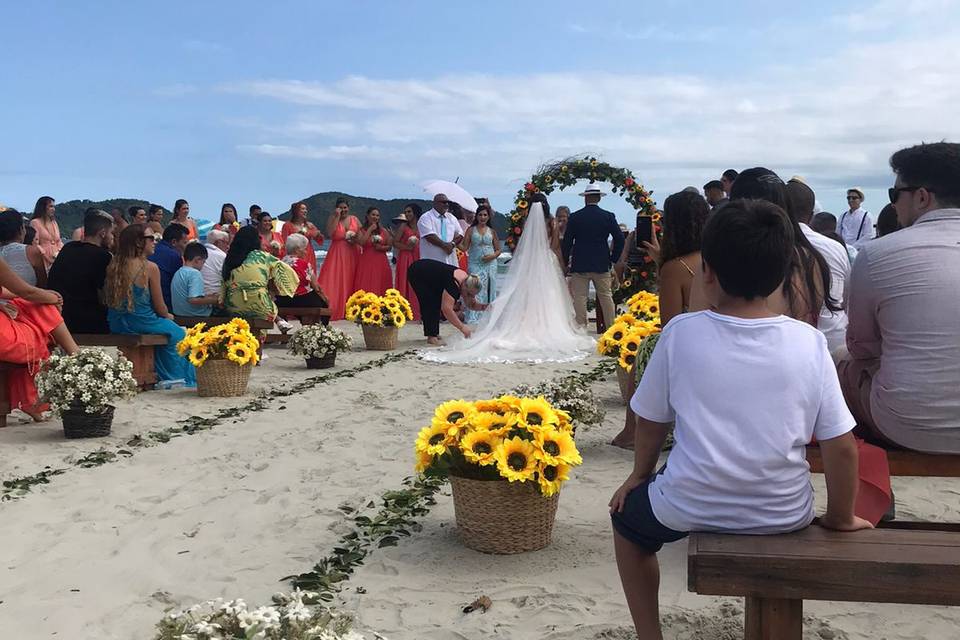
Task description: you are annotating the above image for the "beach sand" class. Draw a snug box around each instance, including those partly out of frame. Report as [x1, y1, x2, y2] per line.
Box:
[2, 321, 959, 639]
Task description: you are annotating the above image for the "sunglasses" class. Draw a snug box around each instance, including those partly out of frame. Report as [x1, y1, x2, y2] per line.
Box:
[846, 195, 861, 200]
[888, 185, 924, 203]
[143, 235, 157, 241]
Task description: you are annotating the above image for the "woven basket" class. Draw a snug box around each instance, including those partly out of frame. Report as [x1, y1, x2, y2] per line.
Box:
[449, 475, 560, 554]
[305, 352, 337, 369]
[62, 405, 115, 439]
[615, 366, 632, 405]
[196, 358, 252, 397]
[362, 324, 398, 351]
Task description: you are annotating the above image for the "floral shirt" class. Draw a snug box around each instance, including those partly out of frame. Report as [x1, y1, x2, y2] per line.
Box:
[223, 250, 298, 320]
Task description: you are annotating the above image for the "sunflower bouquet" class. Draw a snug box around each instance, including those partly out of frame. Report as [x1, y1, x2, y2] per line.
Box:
[344, 288, 413, 328]
[597, 309, 661, 371]
[176, 318, 260, 368]
[415, 396, 582, 497]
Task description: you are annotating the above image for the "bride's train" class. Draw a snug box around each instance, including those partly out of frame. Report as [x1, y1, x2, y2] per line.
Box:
[421, 203, 595, 364]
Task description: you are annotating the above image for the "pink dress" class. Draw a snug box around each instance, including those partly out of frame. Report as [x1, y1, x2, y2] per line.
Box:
[0, 299, 62, 413]
[317, 217, 361, 320]
[281, 221, 324, 275]
[353, 229, 393, 296]
[394, 225, 421, 320]
[29, 219, 62, 271]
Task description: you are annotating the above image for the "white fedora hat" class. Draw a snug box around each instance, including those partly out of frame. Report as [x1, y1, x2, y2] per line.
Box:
[578, 184, 606, 197]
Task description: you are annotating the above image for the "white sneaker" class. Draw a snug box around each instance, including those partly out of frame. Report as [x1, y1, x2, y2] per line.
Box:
[276, 318, 294, 333]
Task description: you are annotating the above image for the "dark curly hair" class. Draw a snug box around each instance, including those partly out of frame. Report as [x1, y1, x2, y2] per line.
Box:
[659, 191, 709, 264]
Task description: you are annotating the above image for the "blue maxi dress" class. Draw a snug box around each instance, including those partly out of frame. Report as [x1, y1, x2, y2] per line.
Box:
[108, 283, 197, 386]
[465, 227, 498, 325]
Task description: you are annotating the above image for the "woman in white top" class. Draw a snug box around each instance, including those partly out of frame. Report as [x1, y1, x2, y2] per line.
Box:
[0, 209, 47, 287]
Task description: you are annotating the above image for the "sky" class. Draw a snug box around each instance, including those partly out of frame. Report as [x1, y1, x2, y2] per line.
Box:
[3, 0, 960, 224]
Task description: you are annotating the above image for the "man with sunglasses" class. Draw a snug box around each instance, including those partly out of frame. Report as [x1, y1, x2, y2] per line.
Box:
[838, 187, 874, 248]
[840, 141, 960, 454]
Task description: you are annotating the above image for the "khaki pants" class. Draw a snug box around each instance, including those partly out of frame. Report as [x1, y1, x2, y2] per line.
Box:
[569, 272, 615, 329]
[836, 356, 903, 449]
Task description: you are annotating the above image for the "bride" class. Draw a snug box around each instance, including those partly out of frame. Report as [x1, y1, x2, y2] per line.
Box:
[421, 196, 595, 364]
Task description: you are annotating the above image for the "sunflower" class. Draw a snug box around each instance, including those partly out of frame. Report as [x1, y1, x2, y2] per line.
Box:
[176, 335, 196, 356]
[415, 423, 452, 456]
[345, 304, 361, 321]
[618, 351, 637, 371]
[433, 400, 475, 427]
[228, 317, 250, 332]
[368, 309, 383, 325]
[415, 449, 434, 473]
[360, 307, 376, 324]
[604, 321, 629, 344]
[385, 288, 402, 298]
[226, 341, 253, 366]
[622, 335, 641, 354]
[618, 313, 638, 326]
[461, 430, 501, 466]
[494, 437, 538, 482]
[185, 322, 207, 339]
[535, 429, 582, 466]
[555, 409, 574, 434]
[188, 346, 209, 367]
[644, 301, 660, 317]
[518, 397, 558, 429]
[391, 312, 406, 328]
[495, 394, 523, 413]
[474, 398, 510, 415]
[537, 462, 571, 497]
[472, 411, 517, 435]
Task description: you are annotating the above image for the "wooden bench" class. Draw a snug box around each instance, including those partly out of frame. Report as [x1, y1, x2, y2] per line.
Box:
[0, 362, 26, 427]
[277, 306, 331, 326]
[173, 316, 273, 331]
[806, 445, 960, 477]
[74, 334, 168, 390]
[688, 526, 960, 639]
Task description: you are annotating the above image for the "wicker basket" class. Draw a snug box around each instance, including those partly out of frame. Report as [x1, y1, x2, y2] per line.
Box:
[305, 352, 337, 369]
[449, 475, 560, 554]
[362, 324, 398, 351]
[62, 405, 115, 439]
[196, 358, 252, 397]
[615, 366, 632, 405]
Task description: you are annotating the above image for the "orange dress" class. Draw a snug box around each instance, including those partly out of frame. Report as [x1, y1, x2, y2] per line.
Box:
[260, 231, 285, 259]
[353, 230, 393, 297]
[29, 219, 62, 271]
[394, 225, 421, 320]
[169, 218, 198, 241]
[0, 299, 62, 413]
[317, 218, 360, 320]
[281, 221, 324, 275]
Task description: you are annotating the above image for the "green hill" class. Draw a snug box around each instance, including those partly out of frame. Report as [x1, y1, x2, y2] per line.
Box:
[53, 199, 170, 235]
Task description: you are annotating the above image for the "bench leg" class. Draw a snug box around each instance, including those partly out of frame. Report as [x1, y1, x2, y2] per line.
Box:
[118, 345, 158, 390]
[745, 597, 802, 640]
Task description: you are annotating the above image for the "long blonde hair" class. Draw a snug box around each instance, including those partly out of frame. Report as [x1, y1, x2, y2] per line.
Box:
[105, 223, 149, 311]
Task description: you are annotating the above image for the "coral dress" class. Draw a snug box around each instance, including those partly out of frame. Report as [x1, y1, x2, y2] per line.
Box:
[29, 219, 62, 271]
[394, 225, 421, 320]
[353, 231, 393, 296]
[260, 231, 285, 259]
[0, 299, 61, 413]
[212, 222, 241, 244]
[281, 221, 324, 275]
[317, 218, 360, 320]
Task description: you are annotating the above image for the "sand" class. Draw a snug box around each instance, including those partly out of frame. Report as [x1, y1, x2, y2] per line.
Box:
[1, 320, 959, 639]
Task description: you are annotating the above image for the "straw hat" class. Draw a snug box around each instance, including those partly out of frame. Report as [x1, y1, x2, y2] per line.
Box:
[578, 184, 606, 197]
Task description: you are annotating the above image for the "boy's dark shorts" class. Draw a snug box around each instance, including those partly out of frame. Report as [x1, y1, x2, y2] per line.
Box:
[611, 477, 688, 554]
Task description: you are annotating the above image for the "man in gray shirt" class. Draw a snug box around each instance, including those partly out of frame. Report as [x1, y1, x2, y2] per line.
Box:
[839, 142, 960, 453]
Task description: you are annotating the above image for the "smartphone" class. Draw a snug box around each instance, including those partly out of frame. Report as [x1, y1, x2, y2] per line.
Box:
[636, 215, 653, 247]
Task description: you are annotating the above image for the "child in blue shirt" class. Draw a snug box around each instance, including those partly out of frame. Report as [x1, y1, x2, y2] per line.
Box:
[171, 243, 219, 317]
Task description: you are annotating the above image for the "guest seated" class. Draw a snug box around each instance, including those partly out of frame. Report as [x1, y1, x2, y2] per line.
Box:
[222, 226, 298, 322]
[277, 233, 330, 321]
[171, 243, 219, 318]
[149, 223, 190, 310]
[609, 199, 870, 640]
[0, 209, 48, 287]
[840, 142, 960, 453]
[201, 229, 230, 299]
[47, 210, 114, 334]
[0, 260, 79, 421]
[104, 224, 196, 387]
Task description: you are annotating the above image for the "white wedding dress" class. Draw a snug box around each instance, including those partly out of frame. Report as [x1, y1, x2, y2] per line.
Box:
[421, 202, 595, 364]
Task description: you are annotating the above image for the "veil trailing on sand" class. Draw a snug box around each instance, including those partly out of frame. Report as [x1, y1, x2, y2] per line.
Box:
[421, 202, 595, 364]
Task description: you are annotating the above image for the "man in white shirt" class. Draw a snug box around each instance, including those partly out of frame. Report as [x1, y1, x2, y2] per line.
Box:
[787, 178, 849, 352]
[417, 193, 463, 267]
[838, 187, 874, 248]
[201, 229, 230, 297]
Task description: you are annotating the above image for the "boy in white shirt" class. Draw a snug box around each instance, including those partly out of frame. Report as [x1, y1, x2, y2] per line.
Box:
[609, 199, 871, 639]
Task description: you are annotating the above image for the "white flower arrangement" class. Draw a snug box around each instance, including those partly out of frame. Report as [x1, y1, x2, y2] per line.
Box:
[345, 231, 357, 241]
[407, 235, 417, 246]
[270, 240, 282, 250]
[371, 234, 382, 245]
[511, 377, 605, 427]
[35, 348, 138, 415]
[154, 590, 382, 640]
[287, 325, 352, 359]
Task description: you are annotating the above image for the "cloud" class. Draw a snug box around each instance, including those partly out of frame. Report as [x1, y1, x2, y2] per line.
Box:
[830, 0, 960, 32]
[227, 29, 960, 201]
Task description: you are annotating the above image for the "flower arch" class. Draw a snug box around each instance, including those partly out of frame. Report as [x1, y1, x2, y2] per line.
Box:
[505, 156, 662, 294]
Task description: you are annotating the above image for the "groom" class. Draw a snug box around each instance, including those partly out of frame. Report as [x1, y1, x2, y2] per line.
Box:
[562, 184, 624, 329]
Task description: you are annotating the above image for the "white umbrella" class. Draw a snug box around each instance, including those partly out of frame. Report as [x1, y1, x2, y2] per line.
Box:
[420, 179, 478, 213]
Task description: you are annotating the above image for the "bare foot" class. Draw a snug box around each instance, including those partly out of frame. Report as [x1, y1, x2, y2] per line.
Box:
[610, 431, 635, 450]
[426, 337, 443, 346]
[24, 406, 48, 423]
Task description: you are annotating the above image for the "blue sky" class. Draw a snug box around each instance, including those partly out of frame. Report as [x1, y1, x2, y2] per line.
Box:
[3, 0, 960, 224]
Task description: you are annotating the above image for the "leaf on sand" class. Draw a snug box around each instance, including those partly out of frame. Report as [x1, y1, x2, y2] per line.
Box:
[463, 595, 492, 614]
